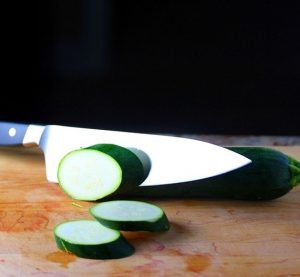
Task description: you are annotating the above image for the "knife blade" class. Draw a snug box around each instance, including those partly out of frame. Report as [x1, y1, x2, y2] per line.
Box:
[0, 122, 251, 186]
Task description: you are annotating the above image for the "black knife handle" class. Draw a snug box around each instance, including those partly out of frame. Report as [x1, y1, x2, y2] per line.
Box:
[0, 122, 29, 146]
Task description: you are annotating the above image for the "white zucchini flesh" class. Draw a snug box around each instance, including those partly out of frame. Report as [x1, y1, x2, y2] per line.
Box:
[90, 200, 170, 231]
[57, 149, 122, 201]
[55, 220, 119, 244]
[54, 219, 134, 259]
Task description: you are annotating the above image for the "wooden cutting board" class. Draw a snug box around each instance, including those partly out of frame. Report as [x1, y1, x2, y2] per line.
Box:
[0, 146, 299, 276]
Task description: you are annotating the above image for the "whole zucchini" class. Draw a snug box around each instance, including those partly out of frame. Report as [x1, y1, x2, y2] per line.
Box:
[114, 147, 300, 200]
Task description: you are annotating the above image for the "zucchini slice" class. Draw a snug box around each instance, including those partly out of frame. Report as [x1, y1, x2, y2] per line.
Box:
[90, 200, 170, 232]
[57, 149, 122, 201]
[54, 219, 134, 259]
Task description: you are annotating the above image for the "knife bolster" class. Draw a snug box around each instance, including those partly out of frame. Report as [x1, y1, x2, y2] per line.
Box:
[23, 125, 45, 147]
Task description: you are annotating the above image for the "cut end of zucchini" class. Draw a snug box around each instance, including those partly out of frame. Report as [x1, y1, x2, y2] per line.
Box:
[57, 149, 122, 201]
[54, 219, 134, 259]
[90, 200, 170, 232]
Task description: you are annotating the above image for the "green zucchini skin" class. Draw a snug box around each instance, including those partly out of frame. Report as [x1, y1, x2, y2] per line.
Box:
[55, 234, 134, 259]
[113, 147, 300, 201]
[85, 144, 147, 195]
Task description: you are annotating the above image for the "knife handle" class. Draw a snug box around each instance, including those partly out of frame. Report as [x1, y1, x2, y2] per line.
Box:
[0, 122, 29, 146]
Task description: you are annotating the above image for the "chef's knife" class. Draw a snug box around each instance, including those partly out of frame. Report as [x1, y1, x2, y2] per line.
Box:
[0, 122, 251, 186]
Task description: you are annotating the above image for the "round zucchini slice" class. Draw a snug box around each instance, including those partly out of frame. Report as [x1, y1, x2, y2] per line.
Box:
[90, 200, 170, 232]
[54, 219, 134, 259]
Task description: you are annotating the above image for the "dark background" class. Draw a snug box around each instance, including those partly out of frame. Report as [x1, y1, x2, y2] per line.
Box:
[2, 1, 300, 135]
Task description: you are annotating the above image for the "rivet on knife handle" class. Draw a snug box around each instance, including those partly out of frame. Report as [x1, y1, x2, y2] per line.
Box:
[0, 122, 30, 146]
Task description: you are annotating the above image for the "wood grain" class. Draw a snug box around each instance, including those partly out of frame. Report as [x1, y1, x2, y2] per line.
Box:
[0, 146, 299, 276]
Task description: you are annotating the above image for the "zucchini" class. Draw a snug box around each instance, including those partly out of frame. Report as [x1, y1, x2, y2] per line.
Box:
[54, 219, 135, 259]
[90, 200, 170, 232]
[113, 147, 300, 200]
[58, 145, 300, 201]
[57, 144, 147, 201]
